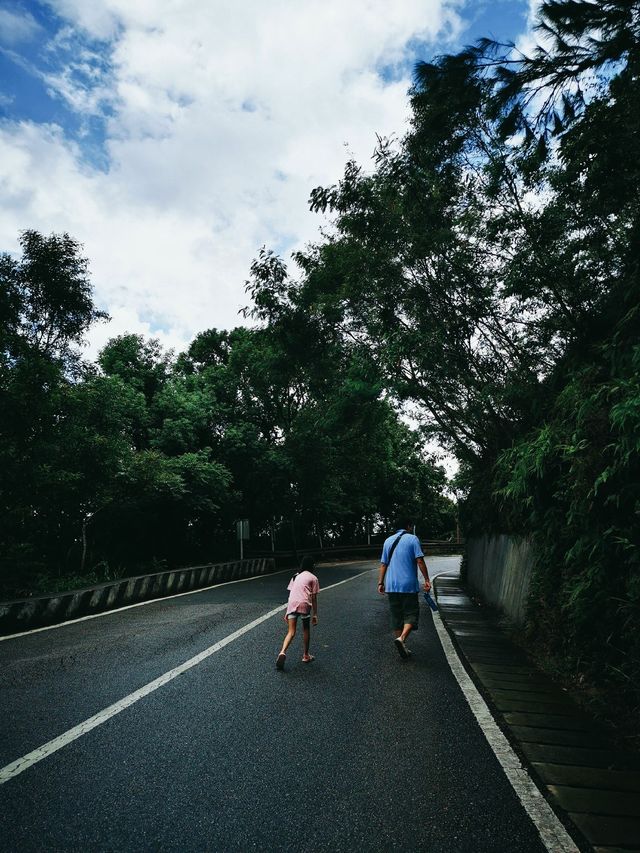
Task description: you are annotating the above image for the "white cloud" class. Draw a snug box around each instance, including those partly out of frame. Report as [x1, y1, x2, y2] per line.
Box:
[0, 8, 42, 45]
[0, 0, 463, 357]
[514, 0, 545, 56]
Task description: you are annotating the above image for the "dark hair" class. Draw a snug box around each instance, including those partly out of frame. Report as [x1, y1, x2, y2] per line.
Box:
[395, 516, 414, 531]
[300, 554, 315, 572]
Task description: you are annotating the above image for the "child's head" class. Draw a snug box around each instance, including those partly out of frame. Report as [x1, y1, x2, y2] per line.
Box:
[300, 554, 315, 573]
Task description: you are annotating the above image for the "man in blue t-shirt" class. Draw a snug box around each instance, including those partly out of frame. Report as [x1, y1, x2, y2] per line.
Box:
[378, 515, 432, 660]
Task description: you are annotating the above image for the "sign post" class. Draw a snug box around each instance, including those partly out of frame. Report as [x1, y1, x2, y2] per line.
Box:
[236, 518, 250, 560]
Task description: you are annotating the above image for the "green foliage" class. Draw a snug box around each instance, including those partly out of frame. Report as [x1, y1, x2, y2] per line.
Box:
[491, 343, 640, 700]
[0, 230, 108, 370]
[0, 228, 454, 597]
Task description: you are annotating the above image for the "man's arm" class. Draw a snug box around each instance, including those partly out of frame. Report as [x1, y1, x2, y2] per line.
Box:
[377, 563, 387, 594]
[417, 556, 431, 592]
[311, 592, 319, 623]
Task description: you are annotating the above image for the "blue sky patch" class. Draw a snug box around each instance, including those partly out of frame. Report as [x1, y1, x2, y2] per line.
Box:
[377, 0, 529, 85]
[0, 1, 115, 167]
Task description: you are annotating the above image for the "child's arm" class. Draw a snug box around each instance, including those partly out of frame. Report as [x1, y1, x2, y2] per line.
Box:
[311, 592, 318, 624]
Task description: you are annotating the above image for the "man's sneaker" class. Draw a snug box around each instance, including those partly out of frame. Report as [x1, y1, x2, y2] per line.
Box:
[394, 637, 409, 660]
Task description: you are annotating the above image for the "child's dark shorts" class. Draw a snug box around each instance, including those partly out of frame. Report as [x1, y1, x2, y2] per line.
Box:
[387, 592, 419, 631]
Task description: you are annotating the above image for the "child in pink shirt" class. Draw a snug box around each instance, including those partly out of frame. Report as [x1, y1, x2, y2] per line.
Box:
[276, 556, 320, 671]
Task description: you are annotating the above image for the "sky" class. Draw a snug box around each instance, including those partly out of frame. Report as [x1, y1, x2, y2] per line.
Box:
[0, 0, 534, 359]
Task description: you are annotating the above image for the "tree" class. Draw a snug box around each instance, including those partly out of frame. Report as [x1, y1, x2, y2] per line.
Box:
[0, 231, 108, 593]
[0, 230, 107, 369]
[240, 250, 455, 544]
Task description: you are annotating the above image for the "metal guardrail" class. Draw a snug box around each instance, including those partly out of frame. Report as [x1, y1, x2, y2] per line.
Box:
[250, 540, 465, 563]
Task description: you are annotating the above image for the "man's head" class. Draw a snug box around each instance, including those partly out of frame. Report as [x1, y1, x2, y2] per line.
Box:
[395, 515, 414, 532]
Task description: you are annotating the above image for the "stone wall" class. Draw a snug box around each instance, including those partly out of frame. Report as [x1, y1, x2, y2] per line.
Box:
[465, 534, 534, 625]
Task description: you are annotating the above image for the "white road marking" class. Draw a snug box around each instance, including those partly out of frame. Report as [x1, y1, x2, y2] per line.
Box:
[0, 555, 455, 642]
[431, 606, 579, 853]
[0, 569, 373, 786]
[0, 568, 295, 642]
[0, 560, 383, 643]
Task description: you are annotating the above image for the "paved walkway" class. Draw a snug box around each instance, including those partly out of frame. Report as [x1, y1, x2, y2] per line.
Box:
[434, 573, 640, 853]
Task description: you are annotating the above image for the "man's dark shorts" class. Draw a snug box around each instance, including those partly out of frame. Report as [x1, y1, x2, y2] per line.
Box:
[387, 592, 419, 631]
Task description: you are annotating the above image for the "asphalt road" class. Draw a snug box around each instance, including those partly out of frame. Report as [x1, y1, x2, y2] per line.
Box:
[0, 557, 546, 852]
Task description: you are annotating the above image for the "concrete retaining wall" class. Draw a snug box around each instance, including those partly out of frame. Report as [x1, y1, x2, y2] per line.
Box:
[466, 534, 534, 625]
[0, 557, 275, 637]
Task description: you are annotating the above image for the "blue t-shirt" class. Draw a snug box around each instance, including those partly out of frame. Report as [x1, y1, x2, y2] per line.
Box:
[380, 530, 424, 593]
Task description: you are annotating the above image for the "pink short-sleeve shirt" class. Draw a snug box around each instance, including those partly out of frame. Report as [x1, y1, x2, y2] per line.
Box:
[286, 571, 320, 615]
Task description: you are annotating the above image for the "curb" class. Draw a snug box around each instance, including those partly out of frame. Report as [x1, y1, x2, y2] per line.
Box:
[433, 574, 640, 853]
[0, 557, 276, 636]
